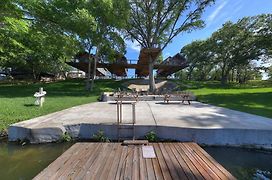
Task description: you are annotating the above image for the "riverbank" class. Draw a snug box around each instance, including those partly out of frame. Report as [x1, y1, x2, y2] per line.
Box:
[0, 79, 123, 132]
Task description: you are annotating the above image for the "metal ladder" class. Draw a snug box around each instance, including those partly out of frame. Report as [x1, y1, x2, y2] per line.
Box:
[116, 101, 136, 141]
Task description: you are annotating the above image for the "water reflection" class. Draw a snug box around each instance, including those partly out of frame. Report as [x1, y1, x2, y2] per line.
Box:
[204, 146, 272, 180]
[0, 141, 72, 180]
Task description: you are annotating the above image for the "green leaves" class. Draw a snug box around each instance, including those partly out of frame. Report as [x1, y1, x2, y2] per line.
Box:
[181, 40, 213, 80]
[180, 14, 272, 84]
[126, 0, 214, 50]
[0, 0, 130, 81]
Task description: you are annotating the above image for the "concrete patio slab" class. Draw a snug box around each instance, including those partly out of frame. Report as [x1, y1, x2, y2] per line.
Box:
[8, 101, 272, 148]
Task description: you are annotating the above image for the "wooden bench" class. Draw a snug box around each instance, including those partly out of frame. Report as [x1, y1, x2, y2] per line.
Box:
[163, 93, 193, 105]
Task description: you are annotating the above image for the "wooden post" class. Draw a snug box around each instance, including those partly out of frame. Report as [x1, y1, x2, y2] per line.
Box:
[120, 101, 122, 123]
[116, 101, 122, 124]
[117, 101, 120, 124]
[132, 102, 136, 140]
[132, 102, 136, 124]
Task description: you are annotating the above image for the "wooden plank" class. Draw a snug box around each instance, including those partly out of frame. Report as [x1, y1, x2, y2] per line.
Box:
[124, 146, 134, 180]
[173, 143, 204, 180]
[152, 158, 164, 180]
[132, 146, 140, 180]
[186, 143, 228, 180]
[189, 143, 236, 180]
[139, 145, 148, 180]
[33, 143, 79, 180]
[63, 143, 98, 178]
[183, 143, 220, 179]
[153, 143, 172, 180]
[178, 143, 212, 179]
[97, 143, 120, 180]
[51, 143, 88, 179]
[115, 145, 128, 180]
[150, 144, 164, 180]
[181, 143, 220, 179]
[106, 143, 124, 180]
[169, 143, 196, 180]
[123, 140, 149, 145]
[75, 143, 103, 179]
[158, 143, 180, 180]
[88, 143, 115, 180]
[164, 143, 188, 179]
[146, 157, 156, 180]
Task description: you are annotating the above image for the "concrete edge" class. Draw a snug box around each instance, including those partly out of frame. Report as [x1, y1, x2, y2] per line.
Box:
[8, 123, 272, 149]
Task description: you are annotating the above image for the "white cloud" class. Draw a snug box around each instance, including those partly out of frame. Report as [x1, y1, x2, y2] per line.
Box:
[126, 40, 141, 52]
[206, 0, 228, 25]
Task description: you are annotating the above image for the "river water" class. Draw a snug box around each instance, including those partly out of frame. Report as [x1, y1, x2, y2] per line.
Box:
[204, 146, 272, 179]
[0, 140, 272, 180]
[0, 140, 72, 180]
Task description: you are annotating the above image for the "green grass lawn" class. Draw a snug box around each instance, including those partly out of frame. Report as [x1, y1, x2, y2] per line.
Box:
[0, 79, 123, 131]
[1, 78, 272, 132]
[178, 80, 272, 118]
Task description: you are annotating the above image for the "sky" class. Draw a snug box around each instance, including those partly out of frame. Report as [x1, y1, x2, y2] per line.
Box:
[124, 0, 272, 78]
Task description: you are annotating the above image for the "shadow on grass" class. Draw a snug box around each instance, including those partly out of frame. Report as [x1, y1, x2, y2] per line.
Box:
[23, 104, 36, 107]
[176, 80, 272, 90]
[197, 92, 272, 118]
[0, 79, 125, 98]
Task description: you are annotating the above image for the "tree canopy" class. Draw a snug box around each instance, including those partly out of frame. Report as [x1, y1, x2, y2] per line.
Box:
[125, 0, 214, 91]
[1, 1, 271, 88]
[179, 14, 272, 84]
[0, 0, 129, 88]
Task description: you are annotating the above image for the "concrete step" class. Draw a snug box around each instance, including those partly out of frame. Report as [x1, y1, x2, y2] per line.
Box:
[122, 140, 148, 145]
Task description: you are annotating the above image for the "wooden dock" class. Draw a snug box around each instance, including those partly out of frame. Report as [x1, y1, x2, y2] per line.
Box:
[34, 142, 236, 180]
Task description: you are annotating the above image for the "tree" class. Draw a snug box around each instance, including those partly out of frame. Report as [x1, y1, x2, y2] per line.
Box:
[84, 0, 128, 91]
[0, 1, 81, 80]
[19, 0, 129, 91]
[180, 40, 212, 80]
[0, 0, 23, 23]
[268, 65, 272, 80]
[0, 17, 29, 69]
[125, 0, 214, 92]
[178, 14, 272, 84]
[209, 21, 262, 84]
[241, 14, 272, 57]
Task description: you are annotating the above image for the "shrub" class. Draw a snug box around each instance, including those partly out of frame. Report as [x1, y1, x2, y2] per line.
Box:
[61, 132, 72, 142]
[145, 131, 158, 142]
[93, 130, 110, 142]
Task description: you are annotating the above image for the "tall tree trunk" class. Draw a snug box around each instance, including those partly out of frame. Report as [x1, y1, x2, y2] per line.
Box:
[90, 47, 99, 91]
[187, 66, 194, 80]
[231, 68, 235, 82]
[148, 54, 156, 93]
[220, 64, 230, 85]
[243, 68, 248, 84]
[90, 57, 96, 91]
[200, 71, 205, 81]
[86, 47, 92, 91]
[221, 68, 228, 85]
[32, 67, 36, 80]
